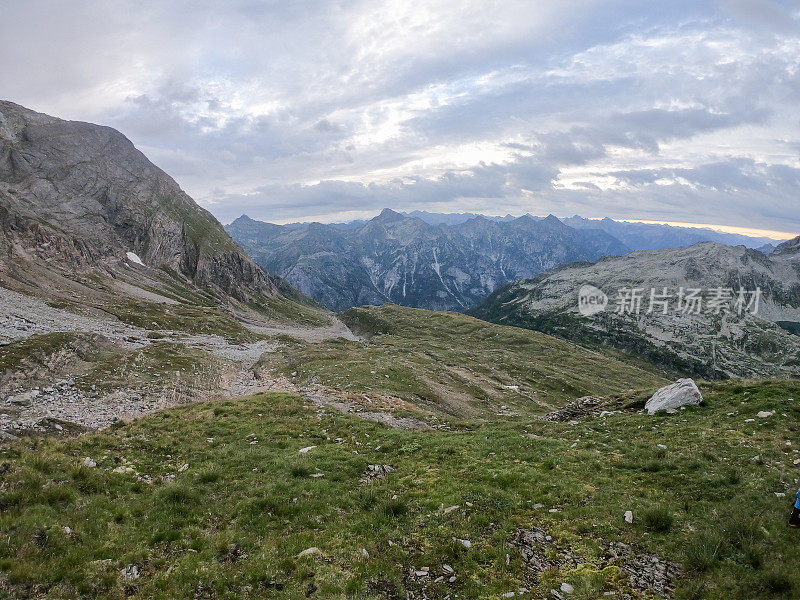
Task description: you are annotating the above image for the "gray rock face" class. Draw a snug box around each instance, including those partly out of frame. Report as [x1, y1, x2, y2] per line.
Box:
[473, 241, 800, 378]
[0, 100, 277, 303]
[226, 210, 630, 311]
[645, 379, 703, 414]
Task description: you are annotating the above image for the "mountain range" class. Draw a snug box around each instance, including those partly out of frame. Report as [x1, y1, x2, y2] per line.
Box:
[408, 211, 777, 249]
[226, 210, 630, 311]
[227, 210, 782, 312]
[559, 215, 776, 251]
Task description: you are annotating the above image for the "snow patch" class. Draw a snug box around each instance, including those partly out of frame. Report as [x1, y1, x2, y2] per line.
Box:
[126, 252, 145, 266]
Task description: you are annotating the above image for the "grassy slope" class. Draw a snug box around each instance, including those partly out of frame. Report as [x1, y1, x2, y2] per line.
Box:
[47, 267, 333, 345]
[0, 333, 231, 401]
[2, 381, 799, 599]
[261, 305, 668, 420]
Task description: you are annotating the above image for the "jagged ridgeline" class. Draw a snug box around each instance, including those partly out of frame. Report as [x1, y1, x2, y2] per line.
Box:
[0, 101, 328, 326]
[226, 210, 630, 312]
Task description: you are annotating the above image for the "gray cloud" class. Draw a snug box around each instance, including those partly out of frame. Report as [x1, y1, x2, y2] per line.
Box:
[1, 0, 799, 234]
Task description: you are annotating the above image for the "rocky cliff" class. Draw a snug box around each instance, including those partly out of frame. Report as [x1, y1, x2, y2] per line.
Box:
[0, 101, 277, 304]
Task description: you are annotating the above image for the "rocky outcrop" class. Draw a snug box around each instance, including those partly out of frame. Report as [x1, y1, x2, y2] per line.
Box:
[0, 100, 277, 303]
[473, 241, 800, 378]
[774, 234, 800, 256]
[645, 379, 703, 414]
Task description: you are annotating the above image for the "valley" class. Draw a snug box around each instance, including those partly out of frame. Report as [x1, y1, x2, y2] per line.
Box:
[1, 100, 799, 600]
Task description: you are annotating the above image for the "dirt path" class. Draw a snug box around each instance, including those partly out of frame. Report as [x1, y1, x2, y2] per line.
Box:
[0, 286, 365, 438]
[246, 319, 360, 342]
[0, 286, 423, 439]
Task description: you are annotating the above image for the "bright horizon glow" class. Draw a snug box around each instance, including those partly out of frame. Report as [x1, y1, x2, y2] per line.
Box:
[613, 219, 797, 241]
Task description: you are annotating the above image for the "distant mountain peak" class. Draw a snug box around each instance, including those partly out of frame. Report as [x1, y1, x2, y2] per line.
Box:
[376, 207, 403, 220]
[542, 214, 564, 225]
[228, 211, 629, 312]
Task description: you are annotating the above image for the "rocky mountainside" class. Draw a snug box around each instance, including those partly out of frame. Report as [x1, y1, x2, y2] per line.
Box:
[227, 209, 629, 311]
[0, 101, 290, 310]
[473, 240, 800, 378]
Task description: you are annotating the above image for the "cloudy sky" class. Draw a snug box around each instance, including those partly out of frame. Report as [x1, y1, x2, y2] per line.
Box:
[2, 0, 800, 237]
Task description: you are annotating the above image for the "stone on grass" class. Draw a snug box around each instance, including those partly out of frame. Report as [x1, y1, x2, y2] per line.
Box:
[560, 582, 575, 594]
[121, 565, 139, 580]
[298, 445, 317, 454]
[645, 379, 702, 414]
[297, 547, 320, 557]
[624, 510, 634, 524]
[82, 457, 96, 468]
[757, 410, 774, 418]
[359, 464, 395, 484]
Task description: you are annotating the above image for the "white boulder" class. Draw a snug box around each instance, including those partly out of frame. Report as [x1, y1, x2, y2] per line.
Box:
[645, 379, 702, 414]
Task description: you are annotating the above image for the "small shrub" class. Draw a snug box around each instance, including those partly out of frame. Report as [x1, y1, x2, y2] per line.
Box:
[642, 506, 674, 533]
[398, 443, 421, 454]
[158, 485, 200, 506]
[43, 485, 75, 507]
[357, 489, 378, 510]
[197, 470, 221, 484]
[290, 464, 312, 478]
[150, 529, 181, 544]
[379, 498, 407, 518]
[684, 531, 722, 572]
[641, 460, 663, 473]
[723, 468, 741, 485]
[761, 571, 793, 596]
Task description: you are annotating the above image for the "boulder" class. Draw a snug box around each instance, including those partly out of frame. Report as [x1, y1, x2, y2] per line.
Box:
[645, 379, 702, 414]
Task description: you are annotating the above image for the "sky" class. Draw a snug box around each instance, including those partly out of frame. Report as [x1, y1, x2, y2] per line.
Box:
[2, 0, 800, 238]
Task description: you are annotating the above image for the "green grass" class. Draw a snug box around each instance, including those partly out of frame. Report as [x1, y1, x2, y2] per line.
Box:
[247, 292, 332, 328]
[259, 304, 668, 420]
[76, 341, 226, 395]
[0, 333, 87, 373]
[0, 334, 230, 399]
[2, 380, 799, 599]
[102, 301, 262, 343]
